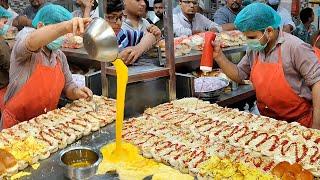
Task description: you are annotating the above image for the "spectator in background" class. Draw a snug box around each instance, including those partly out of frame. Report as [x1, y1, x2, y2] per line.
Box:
[72, 0, 96, 18]
[22, 0, 47, 20]
[293, 8, 316, 44]
[242, 0, 254, 6]
[154, 0, 164, 32]
[173, 2, 182, 14]
[122, 0, 150, 31]
[105, 1, 161, 64]
[173, 0, 222, 37]
[197, 0, 205, 14]
[0, 0, 32, 30]
[0, 6, 12, 90]
[213, 0, 243, 31]
[173, 0, 204, 14]
[0, 0, 17, 26]
[143, 0, 155, 24]
[266, 0, 296, 33]
[0, 0, 18, 18]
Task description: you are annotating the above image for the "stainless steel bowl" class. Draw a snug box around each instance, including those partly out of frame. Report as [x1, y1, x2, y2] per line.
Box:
[83, 17, 119, 62]
[59, 146, 102, 180]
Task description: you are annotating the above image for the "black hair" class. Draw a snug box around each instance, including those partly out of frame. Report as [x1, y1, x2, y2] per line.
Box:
[300, 7, 314, 24]
[144, 0, 153, 11]
[154, 0, 163, 4]
[92, 0, 99, 11]
[106, 0, 124, 14]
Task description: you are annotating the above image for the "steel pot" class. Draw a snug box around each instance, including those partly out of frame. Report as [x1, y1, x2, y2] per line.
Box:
[83, 17, 119, 62]
[59, 146, 102, 180]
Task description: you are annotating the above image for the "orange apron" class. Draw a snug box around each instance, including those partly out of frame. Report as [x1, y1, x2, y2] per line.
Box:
[250, 46, 313, 127]
[313, 35, 320, 63]
[1, 53, 65, 129]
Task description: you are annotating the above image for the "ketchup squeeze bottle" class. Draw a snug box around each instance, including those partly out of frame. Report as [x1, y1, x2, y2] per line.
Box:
[200, 32, 216, 73]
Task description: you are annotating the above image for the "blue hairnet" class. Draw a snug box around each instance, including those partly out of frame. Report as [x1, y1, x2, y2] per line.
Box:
[234, 3, 281, 32]
[32, 4, 73, 28]
[0, 6, 12, 18]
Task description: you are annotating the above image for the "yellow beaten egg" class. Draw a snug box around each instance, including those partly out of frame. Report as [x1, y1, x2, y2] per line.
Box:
[97, 142, 193, 180]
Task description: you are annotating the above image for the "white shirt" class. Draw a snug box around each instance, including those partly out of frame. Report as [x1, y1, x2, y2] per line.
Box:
[278, 7, 296, 30]
[173, 12, 222, 37]
[6, 7, 18, 26]
[8, 7, 18, 18]
[121, 18, 150, 32]
[148, 0, 155, 7]
[72, 7, 99, 18]
[173, 5, 182, 14]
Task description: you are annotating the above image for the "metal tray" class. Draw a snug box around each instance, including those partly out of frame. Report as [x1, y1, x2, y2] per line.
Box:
[176, 73, 229, 100]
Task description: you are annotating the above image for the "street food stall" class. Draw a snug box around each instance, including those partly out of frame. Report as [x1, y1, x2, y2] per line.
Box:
[2, 0, 320, 180]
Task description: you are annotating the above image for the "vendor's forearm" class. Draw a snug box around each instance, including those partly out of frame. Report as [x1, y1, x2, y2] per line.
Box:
[136, 33, 156, 53]
[312, 82, 320, 129]
[65, 86, 79, 100]
[83, 7, 92, 18]
[26, 21, 69, 51]
[222, 23, 236, 31]
[215, 53, 243, 83]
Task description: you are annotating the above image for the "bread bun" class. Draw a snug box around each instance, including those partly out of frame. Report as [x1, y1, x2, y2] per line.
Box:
[296, 170, 314, 180]
[281, 171, 295, 180]
[0, 149, 17, 169]
[0, 162, 6, 175]
[288, 163, 302, 176]
[272, 161, 290, 178]
[0, 149, 18, 176]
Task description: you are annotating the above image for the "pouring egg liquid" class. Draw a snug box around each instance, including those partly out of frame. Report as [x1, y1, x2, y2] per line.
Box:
[111, 59, 128, 161]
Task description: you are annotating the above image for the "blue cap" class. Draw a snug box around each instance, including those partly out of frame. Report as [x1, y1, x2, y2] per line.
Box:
[0, 6, 12, 18]
[32, 4, 73, 28]
[234, 3, 281, 32]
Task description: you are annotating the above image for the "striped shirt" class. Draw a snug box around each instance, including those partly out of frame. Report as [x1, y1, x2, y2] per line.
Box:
[117, 29, 144, 51]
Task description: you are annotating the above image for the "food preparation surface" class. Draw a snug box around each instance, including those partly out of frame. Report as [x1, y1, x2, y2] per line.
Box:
[217, 84, 255, 107]
[21, 124, 117, 180]
[123, 98, 320, 178]
[6, 97, 320, 179]
[175, 46, 247, 65]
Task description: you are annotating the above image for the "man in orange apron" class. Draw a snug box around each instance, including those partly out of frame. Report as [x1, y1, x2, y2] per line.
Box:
[212, 3, 320, 129]
[0, 4, 93, 129]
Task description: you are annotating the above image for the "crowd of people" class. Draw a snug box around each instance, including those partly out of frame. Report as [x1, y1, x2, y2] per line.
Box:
[0, 0, 319, 129]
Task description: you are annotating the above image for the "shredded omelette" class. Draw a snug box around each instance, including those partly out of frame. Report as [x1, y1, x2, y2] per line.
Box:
[199, 156, 275, 180]
[5, 136, 47, 164]
[10, 171, 31, 180]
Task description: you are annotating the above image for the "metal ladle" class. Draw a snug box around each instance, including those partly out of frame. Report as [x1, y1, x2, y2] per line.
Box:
[83, 18, 119, 107]
[83, 17, 119, 62]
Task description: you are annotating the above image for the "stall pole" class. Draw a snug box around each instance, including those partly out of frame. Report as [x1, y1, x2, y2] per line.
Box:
[99, 0, 109, 97]
[164, 0, 177, 100]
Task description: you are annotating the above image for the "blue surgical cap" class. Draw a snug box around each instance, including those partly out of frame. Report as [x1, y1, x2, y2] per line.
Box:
[32, 4, 73, 28]
[0, 6, 12, 19]
[234, 3, 281, 32]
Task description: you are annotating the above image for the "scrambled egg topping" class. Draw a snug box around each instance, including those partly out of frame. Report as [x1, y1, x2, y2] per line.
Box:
[31, 163, 40, 170]
[10, 171, 31, 180]
[5, 137, 46, 164]
[199, 156, 274, 180]
[97, 142, 193, 180]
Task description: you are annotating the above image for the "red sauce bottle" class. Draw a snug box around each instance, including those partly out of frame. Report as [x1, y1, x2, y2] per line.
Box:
[200, 32, 216, 73]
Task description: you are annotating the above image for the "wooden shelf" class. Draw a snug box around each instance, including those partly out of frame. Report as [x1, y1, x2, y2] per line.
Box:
[104, 64, 170, 84]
